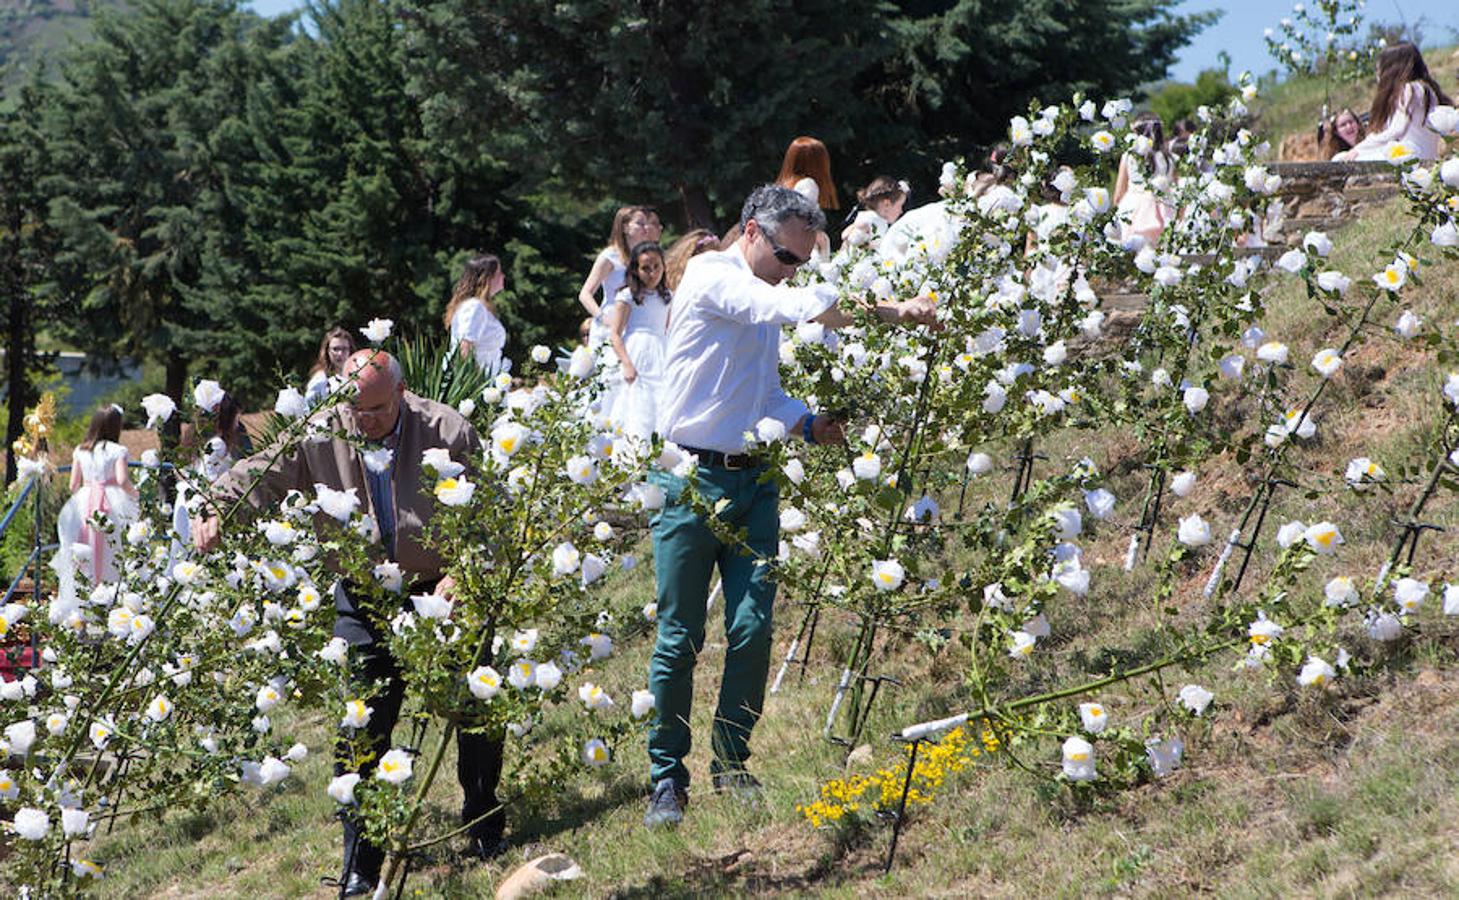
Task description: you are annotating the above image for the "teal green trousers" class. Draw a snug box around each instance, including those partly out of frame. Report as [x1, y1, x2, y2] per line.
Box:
[648, 465, 779, 789]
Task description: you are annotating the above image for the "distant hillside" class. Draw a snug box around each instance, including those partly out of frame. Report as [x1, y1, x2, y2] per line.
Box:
[0, 0, 122, 89]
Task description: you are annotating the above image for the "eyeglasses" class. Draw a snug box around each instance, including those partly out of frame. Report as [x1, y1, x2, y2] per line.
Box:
[761, 229, 810, 267]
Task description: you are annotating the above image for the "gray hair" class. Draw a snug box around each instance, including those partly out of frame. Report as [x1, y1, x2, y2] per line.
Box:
[739, 184, 826, 237]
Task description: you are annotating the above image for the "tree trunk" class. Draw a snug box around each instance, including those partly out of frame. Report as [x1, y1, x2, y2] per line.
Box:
[163, 349, 187, 450]
[678, 182, 716, 232]
[4, 285, 29, 485]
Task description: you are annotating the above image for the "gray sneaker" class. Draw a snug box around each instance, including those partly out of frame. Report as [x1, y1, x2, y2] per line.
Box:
[643, 777, 688, 828]
[711, 769, 763, 804]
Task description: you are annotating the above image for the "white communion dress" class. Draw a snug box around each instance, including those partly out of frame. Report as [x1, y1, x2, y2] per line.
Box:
[51, 440, 139, 611]
[1346, 82, 1446, 162]
[608, 287, 671, 439]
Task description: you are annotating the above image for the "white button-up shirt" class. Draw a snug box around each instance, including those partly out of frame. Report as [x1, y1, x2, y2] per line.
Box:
[657, 244, 838, 453]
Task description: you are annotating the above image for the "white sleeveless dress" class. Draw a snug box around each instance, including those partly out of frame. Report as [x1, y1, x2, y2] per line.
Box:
[449, 298, 509, 375]
[51, 441, 139, 614]
[608, 287, 670, 439]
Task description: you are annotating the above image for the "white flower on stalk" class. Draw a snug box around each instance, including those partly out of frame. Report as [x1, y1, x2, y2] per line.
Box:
[1008, 630, 1036, 659]
[1432, 221, 1459, 248]
[1219, 354, 1245, 380]
[361, 447, 392, 475]
[141, 393, 176, 428]
[1427, 105, 1459, 134]
[1170, 470, 1196, 498]
[580, 633, 613, 661]
[468, 666, 502, 701]
[193, 379, 226, 413]
[1344, 457, 1385, 490]
[1256, 341, 1289, 365]
[631, 482, 666, 511]
[1374, 260, 1408, 291]
[1053, 560, 1090, 596]
[1182, 387, 1209, 414]
[966, 452, 993, 475]
[1443, 158, 1459, 188]
[534, 661, 563, 691]
[1394, 578, 1429, 613]
[1146, 736, 1184, 778]
[274, 387, 309, 419]
[1061, 736, 1096, 781]
[1275, 249, 1307, 273]
[1051, 506, 1081, 540]
[1367, 610, 1403, 641]
[582, 738, 611, 767]
[3, 720, 35, 756]
[752, 417, 786, 443]
[1302, 231, 1333, 257]
[1394, 310, 1422, 339]
[255, 684, 282, 713]
[360, 319, 393, 343]
[510, 628, 539, 654]
[328, 773, 361, 804]
[529, 345, 551, 364]
[145, 695, 173, 722]
[1248, 615, 1283, 647]
[1008, 115, 1033, 146]
[627, 687, 658, 721]
[411, 593, 452, 620]
[780, 507, 808, 532]
[552, 542, 581, 576]
[580, 553, 607, 586]
[12, 807, 48, 840]
[1443, 583, 1459, 616]
[376, 748, 412, 784]
[1311, 348, 1342, 378]
[489, 423, 527, 460]
[434, 476, 475, 506]
[1298, 657, 1336, 689]
[852, 451, 882, 481]
[1084, 488, 1115, 520]
[1325, 576, 1359, 608]
[1177, 515, 1212, 547]
[507, 660, 536, 690]
[1078, 702, 1108, 734]
[319, 637, 349, 665]
[1178, 684, 1214, 715]
[1303, 521, 1343, 554]
[372, 561, 403, 592]
[578, 683, 614, 711]
[314, 484, 360, 522]
[568, 345, 595, 378]
[1385, 141, 1417, 165]
[1316, 271, 1351, 294]
[870, 559, 905, 592]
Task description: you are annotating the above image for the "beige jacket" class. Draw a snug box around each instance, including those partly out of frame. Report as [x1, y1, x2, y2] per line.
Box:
[214, 391, 479, 583]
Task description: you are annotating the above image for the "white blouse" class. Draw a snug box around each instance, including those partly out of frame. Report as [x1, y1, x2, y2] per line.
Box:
[1347, 82, 1445, 161]
[449, 298, 508, 374]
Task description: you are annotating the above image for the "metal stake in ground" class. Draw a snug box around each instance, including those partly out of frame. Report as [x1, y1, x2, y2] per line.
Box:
[883, 736, 924, 874]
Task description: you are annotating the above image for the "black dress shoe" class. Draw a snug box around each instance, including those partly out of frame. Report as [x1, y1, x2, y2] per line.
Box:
[341, 871, 376, 898]
[464, 833, 509, 862]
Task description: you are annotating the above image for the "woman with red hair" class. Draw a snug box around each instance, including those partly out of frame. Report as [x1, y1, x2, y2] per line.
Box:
[775, 136, 838, 258]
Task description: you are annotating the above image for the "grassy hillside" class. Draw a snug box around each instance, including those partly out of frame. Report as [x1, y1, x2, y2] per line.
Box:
[0, 0, 117, 89]
[61, 207, 1459, 899]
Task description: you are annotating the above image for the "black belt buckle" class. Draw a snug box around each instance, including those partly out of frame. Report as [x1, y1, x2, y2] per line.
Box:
[722, 452, 752, 471]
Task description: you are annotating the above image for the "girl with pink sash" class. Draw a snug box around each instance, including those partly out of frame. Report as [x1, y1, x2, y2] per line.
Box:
[51, 406, 138, 614]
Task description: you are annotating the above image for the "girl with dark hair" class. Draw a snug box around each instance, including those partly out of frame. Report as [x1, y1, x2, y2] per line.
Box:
[1337, 42, 1452, 161]
[53, 405, 139, 604]
[606, 242, 671, 439]
[444, 254, 510, 374]
[305, 327, 357, 406]
[196, 393, 254, 484]
[841, 176, 910, 245]
[1113, 112, 1177, 246]
[1320, 107, 1367, 158]
[577, 207, 661, 346]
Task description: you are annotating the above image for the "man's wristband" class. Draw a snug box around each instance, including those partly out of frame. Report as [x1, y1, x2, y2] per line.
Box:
[802, 414, 818, 444]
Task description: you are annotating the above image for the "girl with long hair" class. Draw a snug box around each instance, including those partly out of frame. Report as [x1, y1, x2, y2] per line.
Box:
[776, 136, 838, 259]
[663, 229, 720, 292]
[605, 242, 672, 439]
[1337, 42, 1451, 161]
[577, 207, 662, 345]
[305, 327, 356, 406]
[444, 253, 510, 374]
[841, 176, 909, 245]
[53, 405, 139, 605]
[1320, 107, 1367, 158]
[195, 393, 254, 484]
[1113, 112, 1177, 246]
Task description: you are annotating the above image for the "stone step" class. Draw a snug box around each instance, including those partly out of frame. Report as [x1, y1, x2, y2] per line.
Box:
[1269, 160, 1397, 180]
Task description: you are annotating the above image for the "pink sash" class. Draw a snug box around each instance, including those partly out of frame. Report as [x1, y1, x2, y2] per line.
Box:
[78, 470, 120, 584]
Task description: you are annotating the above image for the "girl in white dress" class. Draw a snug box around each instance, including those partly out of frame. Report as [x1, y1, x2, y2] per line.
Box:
[305, 327, 356, 407]
[52, 406, 139, 607]
[577, 207, 661, 348]
[1114, 113, 1176, 247]
[606, 242, 671, 440]
[445, 253, 510, 375]
[842, 176, 909, 246]
[1336, 42, 1452, 162]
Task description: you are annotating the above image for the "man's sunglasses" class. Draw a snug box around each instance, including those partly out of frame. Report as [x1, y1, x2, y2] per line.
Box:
[761, 228, 811, 267]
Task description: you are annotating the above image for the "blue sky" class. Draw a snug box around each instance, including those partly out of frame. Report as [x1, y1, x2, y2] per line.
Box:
[245, 0, 1458, 85]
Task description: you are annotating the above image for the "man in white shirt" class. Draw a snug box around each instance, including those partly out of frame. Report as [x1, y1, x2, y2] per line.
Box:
[644, 185, 935, 827]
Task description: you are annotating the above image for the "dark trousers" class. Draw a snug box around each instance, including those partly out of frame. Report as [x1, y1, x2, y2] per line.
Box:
[336, 639, 505, 881]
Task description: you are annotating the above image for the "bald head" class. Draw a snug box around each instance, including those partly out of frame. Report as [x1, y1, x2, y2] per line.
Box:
[346, 349, 405, 439]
